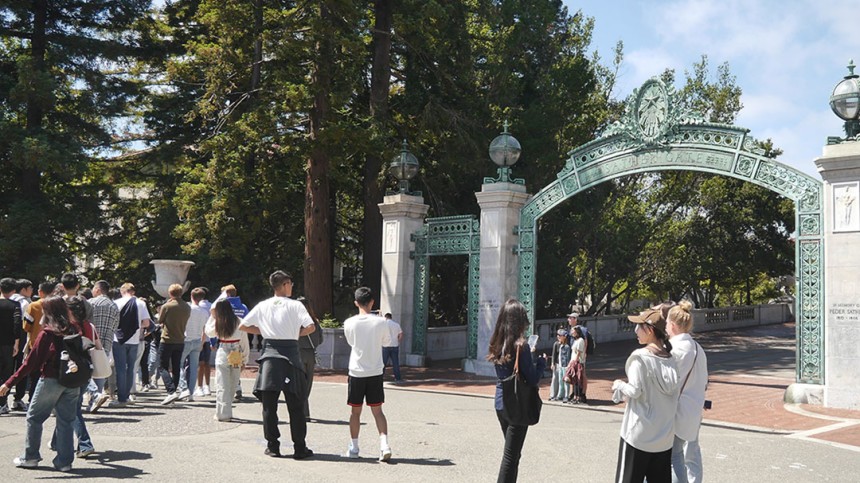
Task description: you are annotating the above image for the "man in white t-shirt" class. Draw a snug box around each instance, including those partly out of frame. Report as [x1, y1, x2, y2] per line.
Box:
[343, 287, 392, 462]
[240, 270, 315, 460]
[381, 313, 403, 383]
[111, 283, 151, 407]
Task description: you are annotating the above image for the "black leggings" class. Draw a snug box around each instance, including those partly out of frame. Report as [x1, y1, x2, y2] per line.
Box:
[615, 438, 672, 483]
[496, 410, 529, 483]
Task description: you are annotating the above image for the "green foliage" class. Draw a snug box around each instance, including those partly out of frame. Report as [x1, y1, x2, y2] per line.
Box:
[319, 314, 342, 329]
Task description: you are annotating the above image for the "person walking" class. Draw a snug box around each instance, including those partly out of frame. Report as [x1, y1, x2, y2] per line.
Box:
[177, 287, 208, 401]
[343, 287, 393, 462]
[87, 280, 119, 412]
[0, 278, 23, 415]
[111, 283, 150, 408]
[0, 297, 82, 472]
[239, 270, 315, 460]
[666, 301, 709, 483]
[50, 296, 101, 459]
[487, 299, 547, 483]
[204, 299, 249, 421]
[9, 279, 32, 411]
[157, 284, 191, 406]
[612, 308, 679, 483]
[381, 313, 403, 383]
[568, 326, 587, 404]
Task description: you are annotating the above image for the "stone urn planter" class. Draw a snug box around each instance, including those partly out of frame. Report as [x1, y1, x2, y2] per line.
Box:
[150, 259, 195, 298]
[315, 328, 351, 369]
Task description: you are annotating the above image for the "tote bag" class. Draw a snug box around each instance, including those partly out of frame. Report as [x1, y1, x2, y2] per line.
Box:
[500, 345, 542, 426]
[89, 348, 112, 379]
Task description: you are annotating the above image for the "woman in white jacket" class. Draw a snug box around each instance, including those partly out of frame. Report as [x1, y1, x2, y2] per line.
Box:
[612, 308, 679, 483]
[205, 300, 250, 421]
[667, 301, 708, 483]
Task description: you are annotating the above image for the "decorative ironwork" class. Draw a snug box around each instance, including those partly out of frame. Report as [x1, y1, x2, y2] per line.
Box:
[518, 76, 826, 385]
[411, 215, 481, 358]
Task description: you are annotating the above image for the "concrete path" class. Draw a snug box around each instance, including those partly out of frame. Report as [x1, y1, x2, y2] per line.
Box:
[0, 322, 858, 481]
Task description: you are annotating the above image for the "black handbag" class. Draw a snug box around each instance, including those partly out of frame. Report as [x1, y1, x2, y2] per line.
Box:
[501, 345, 542, 426]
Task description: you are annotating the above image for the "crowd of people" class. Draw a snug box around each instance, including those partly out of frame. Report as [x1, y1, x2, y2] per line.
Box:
[0, 270, 403, 472]
[2, 268, 710, 481]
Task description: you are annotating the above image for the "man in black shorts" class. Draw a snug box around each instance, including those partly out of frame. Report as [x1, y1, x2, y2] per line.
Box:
[343, 287, 392, 461]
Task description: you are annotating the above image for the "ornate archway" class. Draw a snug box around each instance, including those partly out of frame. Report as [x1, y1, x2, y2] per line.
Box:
[411, 215, 481, 359]
[517, 78, 824, 384]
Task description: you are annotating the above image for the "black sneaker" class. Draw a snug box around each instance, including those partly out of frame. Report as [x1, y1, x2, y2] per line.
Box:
[293, 448, 314, 460]
[264, 448, 281, 458]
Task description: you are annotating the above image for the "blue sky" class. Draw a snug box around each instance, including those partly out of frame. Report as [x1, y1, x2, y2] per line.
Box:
[570, 0, 860, 177]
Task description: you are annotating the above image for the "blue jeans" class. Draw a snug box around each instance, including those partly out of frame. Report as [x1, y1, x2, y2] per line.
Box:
[178, 339, 202, 392]
[51, 387, 93, 453]
[672, 435, 703, 483]
[113, 342, 139, 403]
[382, 346, 401, 381]
[24, 378, 79, 468]
[554, 364, 569, 400]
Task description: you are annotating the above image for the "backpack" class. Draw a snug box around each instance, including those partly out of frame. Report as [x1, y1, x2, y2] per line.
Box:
[116, 297, 139, 345]
[586, 332, 595, 355]
[56, 331, 95, 388]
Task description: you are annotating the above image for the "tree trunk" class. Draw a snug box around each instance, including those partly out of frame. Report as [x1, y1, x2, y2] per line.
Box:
[21, 0, 48, 197]
[361, 0, 393, 304]
[304, 4, 334, 316]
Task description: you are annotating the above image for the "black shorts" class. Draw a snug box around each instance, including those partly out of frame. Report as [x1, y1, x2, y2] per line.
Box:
[347, 374, 385, 407]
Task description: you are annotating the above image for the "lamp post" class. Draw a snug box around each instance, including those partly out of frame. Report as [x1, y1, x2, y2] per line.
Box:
[484, 121, 524, 184]
[829, 60, 860, 144]
[389, 139, 420, 195]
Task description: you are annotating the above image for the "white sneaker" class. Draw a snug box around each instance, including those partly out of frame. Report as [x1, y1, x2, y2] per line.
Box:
[91, 394, 111, 413]
[380, 447, 392, 462]
[193, 386, 204, 397]
[202, 385, 211, 396]
[178, 389, 191, 401]
[13, 456, 40, 468]
[160, 392, 180, 405]
[344, 447, 359, 459]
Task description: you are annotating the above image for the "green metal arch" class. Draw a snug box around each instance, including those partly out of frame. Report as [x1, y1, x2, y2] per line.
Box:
[411, 215, 481, 359]
[517, 78, 824, 384]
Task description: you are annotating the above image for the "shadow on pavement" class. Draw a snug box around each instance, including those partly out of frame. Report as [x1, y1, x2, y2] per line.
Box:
[309, 452, 455, 466]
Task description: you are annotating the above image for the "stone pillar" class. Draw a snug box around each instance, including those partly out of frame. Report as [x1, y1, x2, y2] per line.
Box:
[465, 182, 530, 376]
[378, 193, 429, 366]
[815, 143, 860, 410]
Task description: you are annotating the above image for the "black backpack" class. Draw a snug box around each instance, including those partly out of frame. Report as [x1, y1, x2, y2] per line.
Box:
[57, 331, 94, 388]
[586, 332, 595, 356]
[115, 297, 140, 345]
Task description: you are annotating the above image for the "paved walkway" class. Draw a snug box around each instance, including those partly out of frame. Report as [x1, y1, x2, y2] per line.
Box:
[0, 322, 858, 481]
[310, 323, 860, 449]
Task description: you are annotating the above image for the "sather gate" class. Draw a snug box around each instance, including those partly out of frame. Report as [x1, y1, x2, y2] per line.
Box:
[516, 78, 825, 384]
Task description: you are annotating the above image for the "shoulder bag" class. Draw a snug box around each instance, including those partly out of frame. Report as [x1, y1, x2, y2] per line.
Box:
[501, 344, 542, 426]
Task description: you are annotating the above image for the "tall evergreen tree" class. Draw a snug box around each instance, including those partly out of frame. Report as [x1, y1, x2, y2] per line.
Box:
[0, 0, 153, 281]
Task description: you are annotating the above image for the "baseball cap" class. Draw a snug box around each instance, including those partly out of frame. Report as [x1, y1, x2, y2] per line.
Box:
[627, 308, 666, 332]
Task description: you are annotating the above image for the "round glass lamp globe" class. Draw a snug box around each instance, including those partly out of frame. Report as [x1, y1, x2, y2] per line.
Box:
[831, 77, 860, 121]
[390, 149, 419, 181]
[488, 133, 522, 167]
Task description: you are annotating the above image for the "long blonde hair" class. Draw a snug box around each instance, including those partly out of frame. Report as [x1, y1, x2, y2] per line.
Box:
[668, 300, 694, 333]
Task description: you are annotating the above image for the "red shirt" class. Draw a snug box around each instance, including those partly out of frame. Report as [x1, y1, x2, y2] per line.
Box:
[4, 321, 94, 387]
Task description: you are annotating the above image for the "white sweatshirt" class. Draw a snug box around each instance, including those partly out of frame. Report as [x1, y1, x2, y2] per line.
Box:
[614, 348, 680, 452]
[344, 313, 392, 378]
[671, 333, 709, 441]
